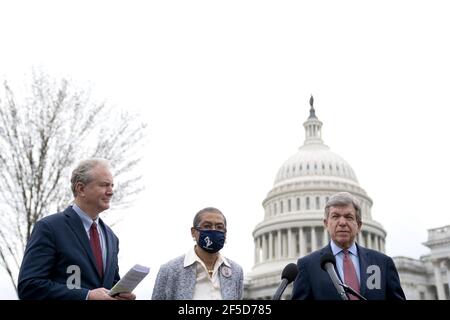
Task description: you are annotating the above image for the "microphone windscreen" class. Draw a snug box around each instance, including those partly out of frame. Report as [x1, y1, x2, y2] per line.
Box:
[281, 263, 299, 283]
[320, 253, 336, 271]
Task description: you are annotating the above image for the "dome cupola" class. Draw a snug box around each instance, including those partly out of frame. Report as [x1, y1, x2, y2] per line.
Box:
[274, 95, 358, 186]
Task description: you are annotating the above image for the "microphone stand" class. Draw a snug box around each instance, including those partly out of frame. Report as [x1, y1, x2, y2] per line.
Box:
[339, 283, 367, 301]
[272, 279, 288, 300]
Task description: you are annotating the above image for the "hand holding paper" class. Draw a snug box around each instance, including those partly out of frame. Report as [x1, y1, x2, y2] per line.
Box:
[108, 264, 150, 297]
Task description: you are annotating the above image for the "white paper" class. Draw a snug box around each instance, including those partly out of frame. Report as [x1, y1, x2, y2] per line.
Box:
[108, 264, 150, 296]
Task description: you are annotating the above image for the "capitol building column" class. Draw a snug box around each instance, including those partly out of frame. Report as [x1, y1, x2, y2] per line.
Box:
[299, 227, 306, 257]
[432, 260, 446, 300]
[268, 232, 273, 261]
[276, 230, 282, 259]
[311, 227, 317, 252]
[263, 233, 268, 261]
[288, 228, 294, 258]
[322, 228, 329, 246]
[374, 235, 379, 251]
[367, 233, 372, 249]
[254, 238, 259, 264]
[446, 260, 450, 299]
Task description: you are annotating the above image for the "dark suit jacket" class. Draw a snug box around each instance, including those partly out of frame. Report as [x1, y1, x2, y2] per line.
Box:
[18, 206, 120, 299]
[291, 243, 406, 300]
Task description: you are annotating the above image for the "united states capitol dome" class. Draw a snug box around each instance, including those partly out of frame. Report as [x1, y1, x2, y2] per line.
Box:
[274, 96, 358, 186]
[274, 146, 358, 185]
[245, 96, 387, 300]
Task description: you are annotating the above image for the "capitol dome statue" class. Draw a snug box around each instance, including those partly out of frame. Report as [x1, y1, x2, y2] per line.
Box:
[244, 97, 387, 299]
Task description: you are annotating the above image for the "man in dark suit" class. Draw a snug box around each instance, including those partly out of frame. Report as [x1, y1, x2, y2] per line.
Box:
[18, 159, 135, 300]
[292, 192, 405, 300]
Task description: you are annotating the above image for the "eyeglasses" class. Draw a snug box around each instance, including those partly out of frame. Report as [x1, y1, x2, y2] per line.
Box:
[195, 223, 227, 233]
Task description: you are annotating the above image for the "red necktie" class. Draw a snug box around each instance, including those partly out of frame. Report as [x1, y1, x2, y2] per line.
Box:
[89, 222, 103, 278]
[343, 249, 360, 300]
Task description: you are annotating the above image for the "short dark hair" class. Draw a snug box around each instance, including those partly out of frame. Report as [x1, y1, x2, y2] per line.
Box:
[193, 207, 227, 228]
[324, 192, 362, 225]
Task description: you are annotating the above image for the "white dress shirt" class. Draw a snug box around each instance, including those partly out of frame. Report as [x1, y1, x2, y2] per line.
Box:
[183, 247, 231, 300]
[72, 203, 107, 270]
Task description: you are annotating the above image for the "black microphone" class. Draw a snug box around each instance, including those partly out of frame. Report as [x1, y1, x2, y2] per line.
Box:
[320, 253, 348, 300]
[272, 263, 298, 300]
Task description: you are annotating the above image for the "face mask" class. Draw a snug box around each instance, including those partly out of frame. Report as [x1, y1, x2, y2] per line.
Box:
[195, 229, 225, 253]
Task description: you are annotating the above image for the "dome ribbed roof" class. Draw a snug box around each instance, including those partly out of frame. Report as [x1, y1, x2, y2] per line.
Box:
[274, 144, 358, 184]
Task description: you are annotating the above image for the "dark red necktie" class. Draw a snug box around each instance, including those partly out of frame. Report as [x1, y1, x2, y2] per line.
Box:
[343, 249, 360, 300]
[89, 222, 103, 278]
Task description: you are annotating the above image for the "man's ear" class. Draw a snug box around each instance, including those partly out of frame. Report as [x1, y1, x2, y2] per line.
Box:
[75, 182, 85, 197]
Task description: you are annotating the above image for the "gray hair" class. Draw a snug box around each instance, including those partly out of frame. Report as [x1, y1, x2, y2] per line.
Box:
[70, 158, 110, 197]
[324, 192, 362, 224]
[193, 207, 227, 228]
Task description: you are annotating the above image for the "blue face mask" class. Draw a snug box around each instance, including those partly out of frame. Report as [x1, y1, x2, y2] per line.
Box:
[195, 229, 226, 253]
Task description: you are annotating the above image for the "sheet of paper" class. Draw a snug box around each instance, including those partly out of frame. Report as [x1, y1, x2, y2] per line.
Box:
[108, 264, 150, 296]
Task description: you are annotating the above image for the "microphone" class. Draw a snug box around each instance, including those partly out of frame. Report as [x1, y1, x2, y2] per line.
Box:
[320, 253, 348, 300]
[272, 263, 298, 300]
[339, 283, 367, 301]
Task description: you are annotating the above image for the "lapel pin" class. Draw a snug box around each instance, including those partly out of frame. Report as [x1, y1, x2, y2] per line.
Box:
[221, 266, 232, 278]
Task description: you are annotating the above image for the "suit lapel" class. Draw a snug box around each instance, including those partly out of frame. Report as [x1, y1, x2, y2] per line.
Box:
[99, 219, 113, 283]
[357, 243, 368, 296]
[64, 207, 101, 279]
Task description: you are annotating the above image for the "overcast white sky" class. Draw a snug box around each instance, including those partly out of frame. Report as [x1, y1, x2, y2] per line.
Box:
[1, 0, 450, 299]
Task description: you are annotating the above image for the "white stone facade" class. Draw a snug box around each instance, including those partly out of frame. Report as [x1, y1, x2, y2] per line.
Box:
[394, 225, 450, 300]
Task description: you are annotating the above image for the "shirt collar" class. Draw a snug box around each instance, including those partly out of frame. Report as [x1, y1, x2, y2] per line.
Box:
[72, 203, 99, 232]
[183, 246, 230, 268]
[330, 239, 358, 257]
